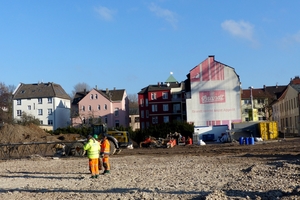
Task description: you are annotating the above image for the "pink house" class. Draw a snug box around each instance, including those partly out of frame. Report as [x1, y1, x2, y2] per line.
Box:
[71, 88, 129, 129]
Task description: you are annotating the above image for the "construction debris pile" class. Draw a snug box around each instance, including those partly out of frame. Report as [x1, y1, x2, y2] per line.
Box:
[139, 132, 193, 148]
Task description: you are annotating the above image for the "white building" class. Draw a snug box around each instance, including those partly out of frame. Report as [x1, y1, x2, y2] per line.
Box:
[12, 82, 71, 130]
[186, 55, 242, 128]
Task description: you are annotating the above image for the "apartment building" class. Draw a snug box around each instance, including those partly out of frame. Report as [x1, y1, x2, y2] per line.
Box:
[12, 82, 71, 130]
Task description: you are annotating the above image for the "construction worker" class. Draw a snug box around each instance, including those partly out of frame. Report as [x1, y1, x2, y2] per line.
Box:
[83, 135, 100, 178]
[100, 135, 110, 174]
[93, 134, 102, 172]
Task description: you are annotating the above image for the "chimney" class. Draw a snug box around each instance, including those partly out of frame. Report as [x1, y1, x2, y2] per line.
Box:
[106, 88, 109, 94]
[84, 89, 86, 94]
[95, 85, 97, 89]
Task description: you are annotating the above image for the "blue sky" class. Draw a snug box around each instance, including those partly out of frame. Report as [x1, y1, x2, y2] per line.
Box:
[1, 1, 300, 96]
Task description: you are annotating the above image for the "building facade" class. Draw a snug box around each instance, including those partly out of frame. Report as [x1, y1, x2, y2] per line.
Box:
[71, 88, 129, 129]
[12, 82, 71, 130]
[186, 55, 242, 128]
[241, 85, 286, 122]
[138, 73, 186, 129]
[272, 77, 300, 135]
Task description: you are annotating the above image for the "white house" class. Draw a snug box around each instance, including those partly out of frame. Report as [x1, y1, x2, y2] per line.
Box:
[12, 82, 71, 130]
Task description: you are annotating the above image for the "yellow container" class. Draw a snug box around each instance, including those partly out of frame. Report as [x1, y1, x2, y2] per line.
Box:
[259, 121, 278, 140]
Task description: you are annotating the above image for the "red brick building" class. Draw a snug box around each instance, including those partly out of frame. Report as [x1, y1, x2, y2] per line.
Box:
[138, 73, 186, 129]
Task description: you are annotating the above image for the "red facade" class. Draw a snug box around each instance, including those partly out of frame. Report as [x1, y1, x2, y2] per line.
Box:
[138, 83, 186, 129]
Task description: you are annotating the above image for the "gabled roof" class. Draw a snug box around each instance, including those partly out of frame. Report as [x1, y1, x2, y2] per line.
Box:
[72, 88, 125, 105]
[241, 88, 271, 99]
[96, 89, 125, 101]
[138, 82, 182, 94]
[13, 82, 70, 100]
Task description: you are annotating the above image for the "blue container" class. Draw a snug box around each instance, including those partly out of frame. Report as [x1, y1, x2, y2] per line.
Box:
[239, 137, 244, 145]
[248, 137, 255, 145]
[245, 137, 250, 145]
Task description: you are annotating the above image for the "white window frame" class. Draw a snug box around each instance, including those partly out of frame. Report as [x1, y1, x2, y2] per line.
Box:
[48, 120, 53, 125]
[17, 110, 22, 116]
[88, 105, 92, 111]
[104, 104, 108, 110]
[38, 98, 43, 104]
[17, 99, 21, 105]
[48, 98, 52, 103]
[28, 105, 31, 110]
[38, 109, 43, 115]
[151, 93, 157, 100]
[98, 105, 101, 110]
[90, 94, 93, 99]
[140, 99, 144, 107]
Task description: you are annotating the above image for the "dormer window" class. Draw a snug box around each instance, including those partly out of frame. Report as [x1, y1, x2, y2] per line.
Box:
[38, 98, 42, 104]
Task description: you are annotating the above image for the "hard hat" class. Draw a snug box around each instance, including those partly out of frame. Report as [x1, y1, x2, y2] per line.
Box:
[93, 134, 98, 139]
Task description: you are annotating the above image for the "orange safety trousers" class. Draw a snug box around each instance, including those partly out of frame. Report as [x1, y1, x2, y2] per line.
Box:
[102, 155, 110, 170]
[89, 158, 99, 175]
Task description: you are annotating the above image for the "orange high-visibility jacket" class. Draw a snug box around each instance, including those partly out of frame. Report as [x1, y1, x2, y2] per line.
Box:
[101, 139, 110, 154]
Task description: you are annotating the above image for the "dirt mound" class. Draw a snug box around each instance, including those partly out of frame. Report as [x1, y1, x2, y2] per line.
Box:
[0, 123, 51, 143]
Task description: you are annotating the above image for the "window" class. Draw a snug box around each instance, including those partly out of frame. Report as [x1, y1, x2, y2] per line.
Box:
[88, 105, 92, 111]
[38, 98, 42, 104]
[151, 93, 157, 100]
[40, 120, 43, 125]
[145, 99, 148, 107]
[114, 108, 119, 116]
[38, 109, 43, 115]
[141, 110, 144, 118]
[90, 94, 93, 99]
[98, 105, 101, 110]
[104, 116, 108, 123]
[134, 117, 140, 122]
[48, 98, 52, 103]
[244, 100, 250, 104]
[146, 110, 149, 118]
[152, 116, 158, 124]
[17, 110, 22, 116]
[83, 117, 86, 124]
[163, 104, 169, 111]
[162, 92, 168, 99]
[140, 99, 144, 107]
[152, 104, 158, 112]
[257, 99, 264, 104]
[95, 94, 98, 99]
[82, 106, 85, 111]
[28, 105, 31, 110]
[104, 104, 107, 110]
[48, 109, 52, 115]
[163, 116, 169, 123]
[17, 99, 21, 105]
[48, 120, 53, 125]
[115, 120, 120, 128]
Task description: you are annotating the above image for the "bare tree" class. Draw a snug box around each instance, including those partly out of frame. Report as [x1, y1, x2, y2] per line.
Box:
[71, 82, 91, 98]
[0, 83, 15, 123]
[127, 93, 138, 108]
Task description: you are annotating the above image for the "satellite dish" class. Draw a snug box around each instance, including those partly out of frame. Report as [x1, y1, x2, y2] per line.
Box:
[167, 83, 170, 87]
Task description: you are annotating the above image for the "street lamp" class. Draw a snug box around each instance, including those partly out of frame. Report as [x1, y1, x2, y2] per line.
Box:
[249, 86, 254, 121]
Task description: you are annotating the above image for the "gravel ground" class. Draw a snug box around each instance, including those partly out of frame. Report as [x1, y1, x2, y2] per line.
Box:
[0, 149, 299, 200]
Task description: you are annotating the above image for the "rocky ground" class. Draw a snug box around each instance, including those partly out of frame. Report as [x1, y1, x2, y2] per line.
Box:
[0, 135, 300, 200]
[0, 124, 299, 199]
